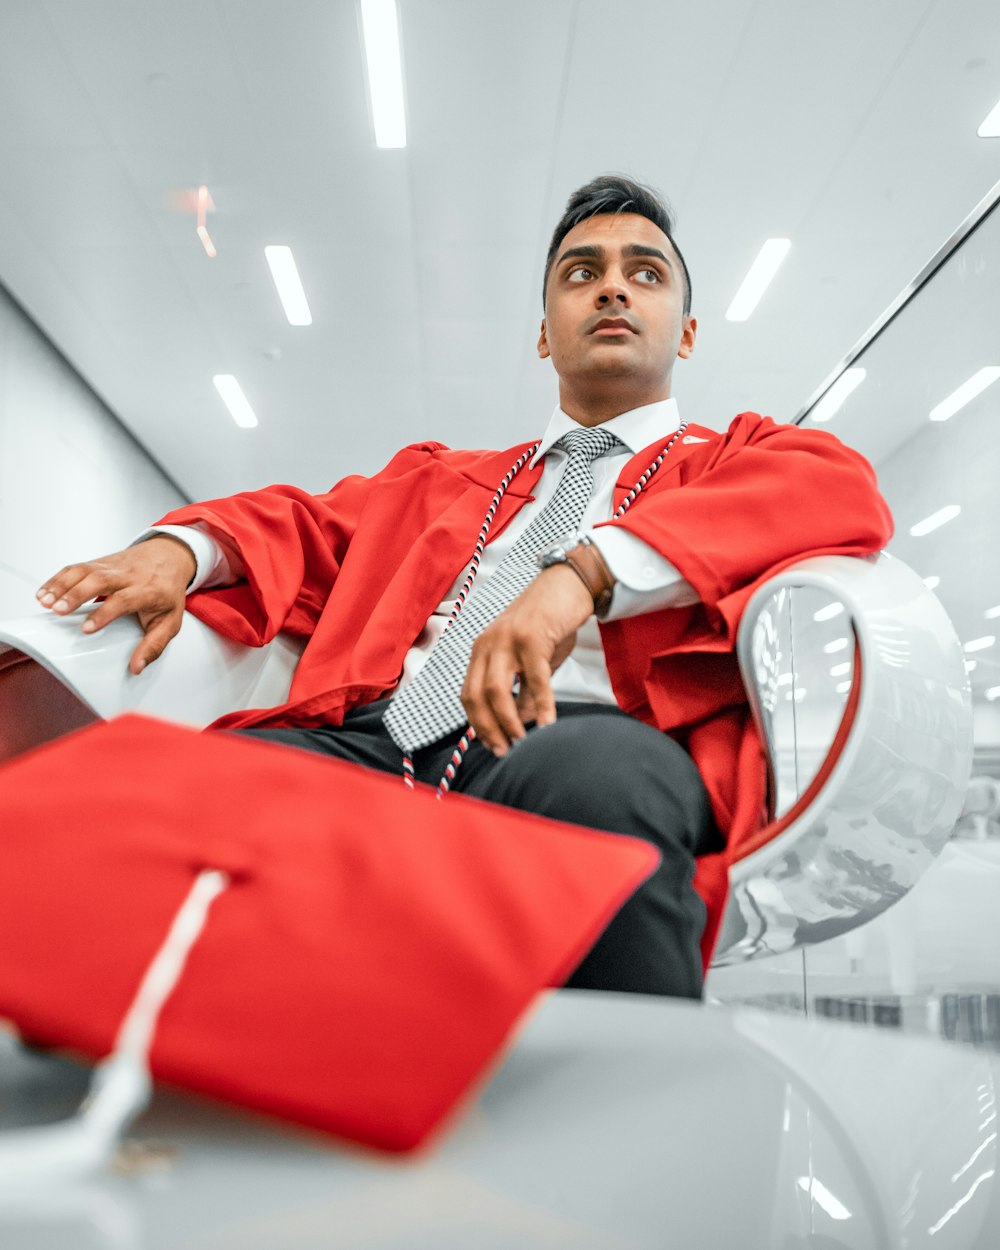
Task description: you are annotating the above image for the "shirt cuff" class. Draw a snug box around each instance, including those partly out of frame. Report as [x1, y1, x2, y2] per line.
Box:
[585, 526, 699, 620]
[133, 524, 240, 592]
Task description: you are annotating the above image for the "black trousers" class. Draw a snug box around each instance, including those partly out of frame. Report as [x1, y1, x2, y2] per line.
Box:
[237, 700, 721, 999]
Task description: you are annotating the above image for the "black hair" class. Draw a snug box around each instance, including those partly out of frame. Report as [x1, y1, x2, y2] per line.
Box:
[543, 174, 692, 315]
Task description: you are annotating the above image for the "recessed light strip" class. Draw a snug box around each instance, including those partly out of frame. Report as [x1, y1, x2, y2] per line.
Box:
[264, 246, 312, 326]
[909, 505, 960, 537]
[725, 239, 790, 321]
[196, 184, 217, 259]
[360, 0, 407, 148]
[213, 375, 258, 428]
[979, 96, 1000, 138]
[929, 366, 1000, 421]
[810, 368, 866, 423]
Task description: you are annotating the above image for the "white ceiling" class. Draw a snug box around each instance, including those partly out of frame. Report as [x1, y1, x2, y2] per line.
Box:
[2, 0, 999, 721]
[0, 0, 998, 504]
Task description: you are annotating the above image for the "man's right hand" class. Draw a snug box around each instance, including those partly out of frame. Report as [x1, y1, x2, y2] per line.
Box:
[36, 535, 197, 674]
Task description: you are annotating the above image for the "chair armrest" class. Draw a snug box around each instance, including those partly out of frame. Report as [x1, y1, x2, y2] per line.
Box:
[712, 552, 973, 966]
[0, 610, 304, 728]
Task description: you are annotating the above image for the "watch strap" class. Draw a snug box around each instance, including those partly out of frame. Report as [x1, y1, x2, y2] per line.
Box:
[563, 537, 615, 618]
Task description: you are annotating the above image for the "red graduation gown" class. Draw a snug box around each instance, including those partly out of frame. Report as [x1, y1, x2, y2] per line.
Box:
[157, 413, 893, 964]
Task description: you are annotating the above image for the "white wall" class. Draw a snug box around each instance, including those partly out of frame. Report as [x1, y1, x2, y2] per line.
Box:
[0, 285, 184, 617]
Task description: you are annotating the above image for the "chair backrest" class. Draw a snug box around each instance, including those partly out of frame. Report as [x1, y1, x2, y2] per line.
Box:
[712, 552, 973, 966]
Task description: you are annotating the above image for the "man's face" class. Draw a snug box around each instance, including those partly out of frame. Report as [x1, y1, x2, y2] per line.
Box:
[538, 213, 696, 413]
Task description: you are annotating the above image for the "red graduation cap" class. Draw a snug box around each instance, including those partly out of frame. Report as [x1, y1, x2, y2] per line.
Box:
[0, 715, 657, 1151]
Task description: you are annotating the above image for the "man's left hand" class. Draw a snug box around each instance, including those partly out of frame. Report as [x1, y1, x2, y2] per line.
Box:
[461, 566, 594, 756]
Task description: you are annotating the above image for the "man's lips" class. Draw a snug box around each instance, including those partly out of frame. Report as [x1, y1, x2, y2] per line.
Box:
[589, 318, 637, 336]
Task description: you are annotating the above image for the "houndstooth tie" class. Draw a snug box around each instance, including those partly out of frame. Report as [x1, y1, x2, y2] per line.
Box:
[383, 425, 621, 754]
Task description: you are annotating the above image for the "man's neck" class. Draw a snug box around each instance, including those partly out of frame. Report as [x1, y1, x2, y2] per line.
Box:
[558, 384, 671, 428]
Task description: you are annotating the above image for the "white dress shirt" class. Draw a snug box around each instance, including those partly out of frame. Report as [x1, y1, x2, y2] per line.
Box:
[146, 398, 699, 706]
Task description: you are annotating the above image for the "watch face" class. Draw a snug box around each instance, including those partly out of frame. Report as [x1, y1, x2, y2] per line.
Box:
[537, 533, 583, 570]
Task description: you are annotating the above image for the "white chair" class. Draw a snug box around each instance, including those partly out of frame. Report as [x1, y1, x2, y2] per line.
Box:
[0, 552, 974, 968]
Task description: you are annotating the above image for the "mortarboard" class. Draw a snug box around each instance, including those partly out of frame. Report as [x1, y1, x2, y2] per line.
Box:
[0, 715, 658, 1152]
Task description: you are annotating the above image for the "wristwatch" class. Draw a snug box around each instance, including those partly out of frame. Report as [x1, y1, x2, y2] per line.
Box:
[537, 532, 616, 618]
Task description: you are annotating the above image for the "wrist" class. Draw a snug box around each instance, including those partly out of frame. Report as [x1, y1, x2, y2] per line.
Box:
[540, 561, 596, 617]
[148, 534, 198, 589]
[536, 533, 617, 618]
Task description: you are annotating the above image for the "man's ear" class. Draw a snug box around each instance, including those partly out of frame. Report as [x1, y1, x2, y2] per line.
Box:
[537, 319, 550, 360]
[677, 315, 697, 360]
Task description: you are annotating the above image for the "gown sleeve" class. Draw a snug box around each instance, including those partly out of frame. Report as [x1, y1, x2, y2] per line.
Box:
[595, 414, 894, 636]
[154, 445, 437, 646]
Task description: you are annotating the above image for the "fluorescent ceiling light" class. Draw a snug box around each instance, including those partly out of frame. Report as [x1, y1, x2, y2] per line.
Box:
[725, 239, 790, 321]
[213, 375, 258, 428]
[978, 97, 1000, 137]
[824, 637, 850, 654]
[929, 367, 1000, 421]
[813, 602, 844, 622]
[264, 246, 312, 326]
[810, 368, 866, 423]
[909, 505, 960, 537]
[987, 686, 1000, 701]
[985, 604, 1000, 620]
[964, 636, 996, 653]
[360, 0, 407, 148]
[966, 660, 978, 673]
[835, 680, 852, 695]
[830, 662, 851, 677]
[923, 576, 941, 591]
[196, 184, 217, 258]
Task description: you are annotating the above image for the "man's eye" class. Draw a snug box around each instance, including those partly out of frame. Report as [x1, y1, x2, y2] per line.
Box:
[567, 266, 595, 282]
[634, 268, 661, 284]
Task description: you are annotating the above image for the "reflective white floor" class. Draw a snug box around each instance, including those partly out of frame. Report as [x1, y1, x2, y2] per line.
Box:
[2, 987, 1000, 1249]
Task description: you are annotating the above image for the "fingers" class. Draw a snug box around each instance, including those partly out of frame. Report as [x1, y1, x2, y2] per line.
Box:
[462, 641, 526, 757]
[80, 585, 161, 635]
[463, 626, 557, 756]
[129, 609, 183, 674]
[518, 650, 557, 728]
[36, 564, 115, 616]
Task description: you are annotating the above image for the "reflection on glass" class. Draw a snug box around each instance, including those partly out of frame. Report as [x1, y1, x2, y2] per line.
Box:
[798, 198, 1000, 799]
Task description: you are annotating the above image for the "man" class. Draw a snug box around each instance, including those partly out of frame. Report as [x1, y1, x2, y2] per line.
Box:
[35, 175, 893, 998]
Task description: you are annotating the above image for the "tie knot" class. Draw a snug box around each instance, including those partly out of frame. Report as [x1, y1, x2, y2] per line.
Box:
[557, 425, 621, 464]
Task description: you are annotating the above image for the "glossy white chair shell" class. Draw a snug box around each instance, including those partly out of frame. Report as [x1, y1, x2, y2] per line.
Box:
[717, 552, 973, 963]
[0, 552, 974, 968]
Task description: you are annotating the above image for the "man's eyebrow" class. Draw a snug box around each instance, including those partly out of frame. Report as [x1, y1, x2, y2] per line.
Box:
[556, 242, 674, 271]
[622, 243, 674, 270]
[556, 244, 605, 266]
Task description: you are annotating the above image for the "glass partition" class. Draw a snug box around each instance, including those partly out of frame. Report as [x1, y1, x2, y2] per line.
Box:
[707, 189, 1000, 1045]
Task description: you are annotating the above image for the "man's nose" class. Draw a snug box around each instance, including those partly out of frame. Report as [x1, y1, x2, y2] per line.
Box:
[595, 271, 630, 306]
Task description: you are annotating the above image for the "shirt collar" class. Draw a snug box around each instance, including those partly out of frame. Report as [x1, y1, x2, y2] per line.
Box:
[530, 397, 681, 469]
